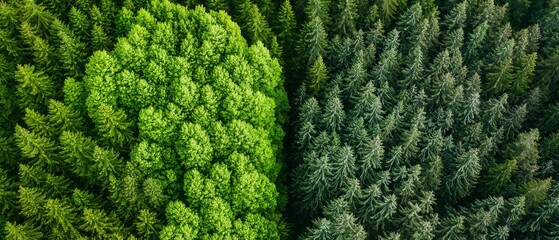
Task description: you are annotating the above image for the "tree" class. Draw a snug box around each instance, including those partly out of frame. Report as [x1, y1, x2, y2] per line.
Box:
[275, 0, 297, 56]
[351, 81, 384, 127]
[511, 52, 537, 94]
[301, 218, 331, 239]
[94, 104, 134, 148]
[435, 215, 466, 240]
[15, 65, 55, 111]
[81, 208, 124, 239]
[358, 136, 384, 185]
[296, 152, 333, 215]
[376, 0, 403, 25]
[135, 209, 161, 239]
[53, 20, 86, 77]
[335, 0, 357, 37]
[482, 159, 518, 195]
[4, 222, 43, 240]
[299, 16, 328, 66]
[14, 125, 58, 169]
[400, 46, 425, 89]
[321, 94, 345, 132]
[331, 145, 357, 192]
[520, 178, 552, 209]
[307, 56, 328, 95]
[43, 199, 81, 238]
[444, 148, 481, 201]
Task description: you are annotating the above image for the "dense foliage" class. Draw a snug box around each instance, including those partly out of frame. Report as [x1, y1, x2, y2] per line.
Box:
[0, 0, 288, 239]
[0, 0, 558, 239]
[291, 0, 559, 239]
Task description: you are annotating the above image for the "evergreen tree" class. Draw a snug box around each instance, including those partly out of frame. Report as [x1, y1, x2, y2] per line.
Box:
[15, 65, 55, 111]
[14, 125, 58, 169]
[275, 0, 297, 58]
[358, 136, 384, 185]
[335, 0, 357, 37]
[331, 145, 357, 192]
[4, 222, 43, 240]
[94, 104, 134, 148]
[307, 56, 328, 95]
[300, 16, 328, 66]
[296, 152, 333, 215]
[321, 94, 345, 132]
[444, 148, 481, 201]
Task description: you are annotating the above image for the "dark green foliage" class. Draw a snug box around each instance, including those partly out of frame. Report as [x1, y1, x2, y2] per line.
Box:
[291, 0, 558, 238]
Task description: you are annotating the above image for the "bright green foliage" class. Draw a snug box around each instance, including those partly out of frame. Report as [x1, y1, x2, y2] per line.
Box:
[4, 222, 43, 240]
[15, 65, 55, 111]
[77, 1, 287, 237]
[14, 125, 58, 169]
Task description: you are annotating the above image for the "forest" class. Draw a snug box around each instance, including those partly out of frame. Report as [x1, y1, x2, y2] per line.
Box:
[0, 0, 557, 239]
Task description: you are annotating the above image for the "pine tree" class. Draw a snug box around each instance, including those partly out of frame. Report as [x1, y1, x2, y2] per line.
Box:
[369, 194, 398, 232]
[91, 24, 111, 52]
[335, 0, 357, 37]
[94, 104, 134, 148]
[503, 104, 527, 139]
[482, 159, 517, 195]
[14, 125, 58, 169]
[300, 16, 328, 66]
[351, 81, 384, 128]
[296, 153, 333, 215]
[372, 30, 400, 84]
[59, 131, 95, 179]
[444, 148, 481, 201]
[0, 169, 16, 217]
[307, 56, 328, 95]
[44, 198, 81, 238]
[321, 94, 345, 132]
[464, 21, 489, 64]
[15, 65, 55, 111]
[305, 0, 331, 27]
[29, 36, 57, 76]
[68, 7, 90, 41]
[342, 52, 367, 102]
[302, 218, 332, 239]
[92, 146, 123, 186]
[4, 222, 43, 240]
[53, 20, 86, 77]
[443, 1, 467, 31]
[358, 136, 384, 185]
[330, 213, 366, 239]
[346, 117, 368, 149]
[511, 52, 537, 94]
[296, 121, 316, 150]
[435, 215, 466, 240]
[520, 178, 552, 209]
[505, 129, 540, 183]
[206, 0, 229, 12]
[275, 0, 297, 56]
[399, 108, 425, 163]
[23, 108, 51, 137]
[331, 145, 357, 192]
[135, 209, 160, 239]
[483, 94, 508, 131]
[397, 3, 423, 53]
[81, 208, 124, 239]
[400, 45, 424, 89]
[48, 100, 82, 135]
[376, 0, 402, 25]
[17, 187, 46, 224]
